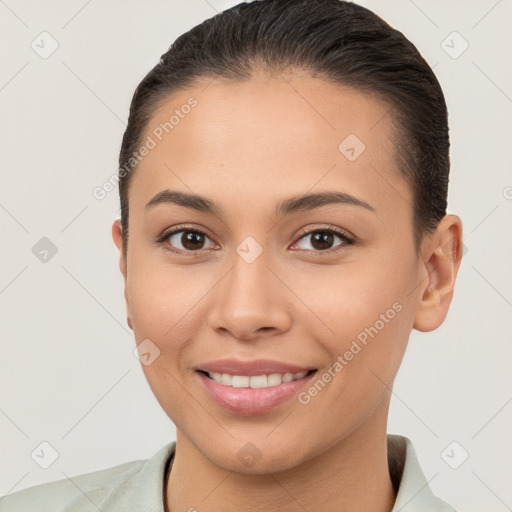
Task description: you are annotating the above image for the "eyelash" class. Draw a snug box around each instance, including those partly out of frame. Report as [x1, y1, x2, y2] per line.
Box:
[156, 224, 354, 256]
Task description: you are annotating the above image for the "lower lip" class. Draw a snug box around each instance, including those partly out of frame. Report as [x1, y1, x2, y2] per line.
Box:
[196, 370, 317, 415]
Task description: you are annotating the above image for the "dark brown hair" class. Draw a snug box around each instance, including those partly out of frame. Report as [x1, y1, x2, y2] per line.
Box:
[118, 0, 449, 255]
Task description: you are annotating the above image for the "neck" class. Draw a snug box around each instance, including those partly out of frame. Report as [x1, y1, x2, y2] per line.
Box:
[165, 401, 396, 512]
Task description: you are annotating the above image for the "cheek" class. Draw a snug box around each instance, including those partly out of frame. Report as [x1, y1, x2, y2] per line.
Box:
[285, 252, 416, 337]
[126, 260, 211, 343]
[126, 262, 203, 424]
[295, 252, 418, 384]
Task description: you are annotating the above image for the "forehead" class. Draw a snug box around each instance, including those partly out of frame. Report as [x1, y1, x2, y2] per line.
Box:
[129, 73, 409, 219]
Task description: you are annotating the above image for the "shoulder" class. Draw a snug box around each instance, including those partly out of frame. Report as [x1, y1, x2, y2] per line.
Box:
[0, 442, 175, 512]
[0, 459, 143, 512]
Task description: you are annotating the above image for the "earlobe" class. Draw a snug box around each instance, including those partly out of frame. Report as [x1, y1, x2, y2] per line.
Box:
[413, 215, 463, 332]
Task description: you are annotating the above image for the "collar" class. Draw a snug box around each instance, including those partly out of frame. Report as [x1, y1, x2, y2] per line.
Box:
[96, 434, 456, 511]
[388, 434, 456, 511]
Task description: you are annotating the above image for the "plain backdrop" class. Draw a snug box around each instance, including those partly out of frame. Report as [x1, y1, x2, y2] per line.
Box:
[0, 1, 511, 511]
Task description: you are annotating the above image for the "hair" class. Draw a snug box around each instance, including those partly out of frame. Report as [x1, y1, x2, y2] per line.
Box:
[118, 0, 450, 256]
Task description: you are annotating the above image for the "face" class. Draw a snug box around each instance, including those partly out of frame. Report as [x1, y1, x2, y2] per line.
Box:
[113, 71, 438, 473]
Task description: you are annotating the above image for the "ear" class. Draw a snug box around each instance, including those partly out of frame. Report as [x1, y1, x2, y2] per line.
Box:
[413, 214, 463, 332]
[112, 219, 133, 330]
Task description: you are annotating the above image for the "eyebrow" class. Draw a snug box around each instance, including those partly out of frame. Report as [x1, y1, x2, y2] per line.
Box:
[145, 189, 375, 217]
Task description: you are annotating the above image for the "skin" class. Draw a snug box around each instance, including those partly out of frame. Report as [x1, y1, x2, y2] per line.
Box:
[112, 70, 463, 512]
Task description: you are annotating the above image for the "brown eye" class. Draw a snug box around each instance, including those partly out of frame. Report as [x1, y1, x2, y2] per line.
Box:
[165, 229, 216, 252]
[310, 231, 336, 250]
[293, 228, 352, 252]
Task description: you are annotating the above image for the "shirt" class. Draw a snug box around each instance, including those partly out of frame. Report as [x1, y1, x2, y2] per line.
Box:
[0, 434, 456, 511]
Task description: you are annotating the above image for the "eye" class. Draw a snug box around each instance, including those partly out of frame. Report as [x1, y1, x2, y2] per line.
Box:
[158, 226, 217, 254]
[292, 226, 353, 252]
[157, 224, 354, 255]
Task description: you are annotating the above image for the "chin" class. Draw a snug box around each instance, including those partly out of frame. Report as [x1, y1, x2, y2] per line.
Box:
[195, 435, 308, 475]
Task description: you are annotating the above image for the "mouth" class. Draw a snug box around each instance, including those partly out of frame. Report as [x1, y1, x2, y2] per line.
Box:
[195, 368, 319, 415]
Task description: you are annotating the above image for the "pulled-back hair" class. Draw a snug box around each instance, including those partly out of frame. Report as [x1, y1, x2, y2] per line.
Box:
[118, 0, 449, 255]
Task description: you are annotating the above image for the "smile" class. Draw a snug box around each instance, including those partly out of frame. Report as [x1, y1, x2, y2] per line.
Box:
[201, 370, 314, 388]
[196, 368, 318, 415]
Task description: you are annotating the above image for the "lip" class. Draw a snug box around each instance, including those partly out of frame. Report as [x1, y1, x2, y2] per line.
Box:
[195, 358, 315, 376]
[196, 368, 318, 415]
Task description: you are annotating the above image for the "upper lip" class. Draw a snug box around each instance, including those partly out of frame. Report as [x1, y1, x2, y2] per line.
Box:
[196, 358, 316, 376]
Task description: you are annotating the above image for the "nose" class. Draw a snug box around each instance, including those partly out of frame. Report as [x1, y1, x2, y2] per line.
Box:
[207, 248, 292, 342]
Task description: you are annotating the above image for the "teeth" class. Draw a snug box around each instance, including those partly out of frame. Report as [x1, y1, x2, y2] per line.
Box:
[206, 370, 308, 388]
[249, 375, 267, 388]
[267, 373, 282, 386]
[232, 375, 250, 388]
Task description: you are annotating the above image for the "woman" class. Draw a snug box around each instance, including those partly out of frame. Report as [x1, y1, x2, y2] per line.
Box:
[1, 0, 462, 510]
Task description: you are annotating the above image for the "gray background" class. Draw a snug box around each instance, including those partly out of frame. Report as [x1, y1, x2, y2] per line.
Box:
[0, 1, 511, 510]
